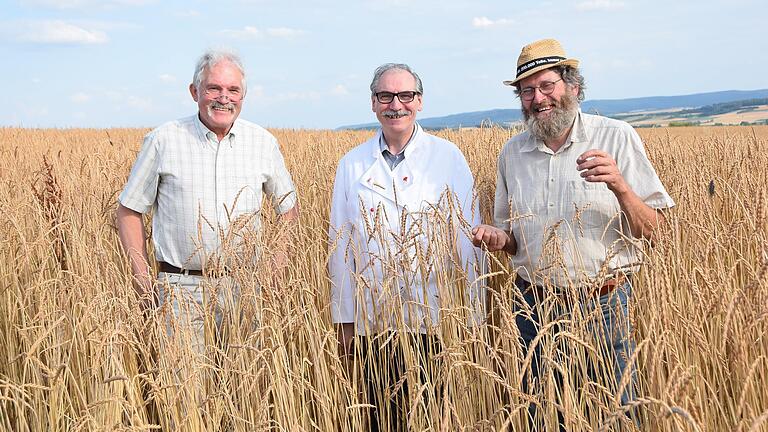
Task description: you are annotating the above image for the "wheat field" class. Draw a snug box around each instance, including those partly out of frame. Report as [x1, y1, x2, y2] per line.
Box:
[0, 125, 766, 431]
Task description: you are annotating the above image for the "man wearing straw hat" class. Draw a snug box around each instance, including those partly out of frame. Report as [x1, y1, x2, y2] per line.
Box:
[329, 63, 486, 431]
[472, 38, 675, 420]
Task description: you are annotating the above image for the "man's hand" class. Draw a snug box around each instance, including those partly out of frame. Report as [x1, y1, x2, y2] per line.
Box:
[576, 149, 666, 242]
[336, 323, 355, 358]
[471, 224, 516, 254]
[576, 149, 629, 195]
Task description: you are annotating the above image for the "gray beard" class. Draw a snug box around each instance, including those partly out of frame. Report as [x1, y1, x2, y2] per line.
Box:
[523, 91, 579, 142]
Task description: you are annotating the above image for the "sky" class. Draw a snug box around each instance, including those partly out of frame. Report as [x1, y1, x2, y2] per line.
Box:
[2, 0, 766, 130]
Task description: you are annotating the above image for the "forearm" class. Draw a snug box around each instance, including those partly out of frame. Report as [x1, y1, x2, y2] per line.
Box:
[614, 189, 665, 242]
[116, 204, 152, 295]
[273, 205, 299, 269]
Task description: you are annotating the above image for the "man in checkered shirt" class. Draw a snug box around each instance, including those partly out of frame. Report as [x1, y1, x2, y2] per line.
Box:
[116, 49, 298, 348]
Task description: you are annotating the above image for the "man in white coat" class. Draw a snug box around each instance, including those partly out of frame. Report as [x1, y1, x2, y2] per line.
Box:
[328, 63, 484, 430]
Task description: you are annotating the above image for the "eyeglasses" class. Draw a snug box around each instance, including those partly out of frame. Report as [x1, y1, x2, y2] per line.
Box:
[518, 79, 563, 101]
[203, 86, 243, 102]
[374, 91, 421, 104]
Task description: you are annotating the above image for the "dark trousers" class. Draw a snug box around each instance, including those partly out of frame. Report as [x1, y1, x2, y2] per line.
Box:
[353, 332, 441, 432]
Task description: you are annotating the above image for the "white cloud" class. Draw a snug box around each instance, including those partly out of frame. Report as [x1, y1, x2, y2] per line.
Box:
[21, 0, 155, 8]
[159, 74, 177, 83]
[71, 92, 91, 103]
[220, 26, 304, 40]
[576, 0, 625, 11]
[12, 20, 108, 44]
[471, 16, 514, 28]
[331, 84, 349, 96]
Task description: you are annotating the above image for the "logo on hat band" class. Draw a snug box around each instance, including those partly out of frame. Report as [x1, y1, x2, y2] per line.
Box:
[517, 56, 566, 76]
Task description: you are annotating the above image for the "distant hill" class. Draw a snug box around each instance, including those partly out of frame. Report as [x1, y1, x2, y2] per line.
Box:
[339, 89, 768, 129]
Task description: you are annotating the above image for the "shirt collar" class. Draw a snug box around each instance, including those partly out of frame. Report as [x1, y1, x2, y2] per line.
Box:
[193, 114, 238, 148]
[379, 123, 420, 156]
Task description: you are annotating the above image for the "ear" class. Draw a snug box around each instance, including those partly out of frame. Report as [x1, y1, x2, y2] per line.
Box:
[569, 84, 579, 98]
[189, 83, 199, 102]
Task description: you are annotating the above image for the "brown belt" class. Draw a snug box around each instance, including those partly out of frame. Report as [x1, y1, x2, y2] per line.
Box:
[516, 274, 631, 298]
[596, 274, 627, 296]
[158, 261, 203, 276]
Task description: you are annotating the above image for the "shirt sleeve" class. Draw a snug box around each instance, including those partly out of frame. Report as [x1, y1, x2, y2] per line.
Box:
[618, 127, 676, 210]
[264, 139, 298, 214]
[452, 149, 487, 326]
[118, 131, 161, 214]
[328, 158, 356, 324]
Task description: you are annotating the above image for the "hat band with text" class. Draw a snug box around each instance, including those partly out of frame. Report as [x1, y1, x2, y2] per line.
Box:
[516, 56, 566, 76]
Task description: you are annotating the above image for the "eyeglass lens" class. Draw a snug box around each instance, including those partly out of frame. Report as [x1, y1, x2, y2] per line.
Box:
[376, 91, 418, 103]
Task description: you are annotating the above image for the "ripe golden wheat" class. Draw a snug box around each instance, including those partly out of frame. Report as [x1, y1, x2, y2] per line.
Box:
[0, 125, 766, 431]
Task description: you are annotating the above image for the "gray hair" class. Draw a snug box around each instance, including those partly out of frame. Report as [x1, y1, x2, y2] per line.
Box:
[514, 65, 586, 102]
[369, 63, 424, 95]
[192, 48, 247, 94]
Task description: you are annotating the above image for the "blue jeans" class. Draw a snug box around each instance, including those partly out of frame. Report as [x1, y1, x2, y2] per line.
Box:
[515, 277, 637, 425]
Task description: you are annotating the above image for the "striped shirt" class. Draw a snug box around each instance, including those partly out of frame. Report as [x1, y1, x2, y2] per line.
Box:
[119, 114, 297, 270]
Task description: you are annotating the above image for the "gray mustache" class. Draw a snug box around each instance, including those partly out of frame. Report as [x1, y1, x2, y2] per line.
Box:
[383, 109, 410, 117]
[211, 101, 235, 111]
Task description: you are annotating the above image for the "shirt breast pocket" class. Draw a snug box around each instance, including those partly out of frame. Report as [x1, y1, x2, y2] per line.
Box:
[566, 180, 620, 233]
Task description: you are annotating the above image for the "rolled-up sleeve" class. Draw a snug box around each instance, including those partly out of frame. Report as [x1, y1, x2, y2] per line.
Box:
[264, 140, 298, 215]
[119, 132, 161, 214]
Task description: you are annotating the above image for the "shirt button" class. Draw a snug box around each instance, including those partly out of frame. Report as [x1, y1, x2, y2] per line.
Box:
[548, 202, 554, 207]
[549, 178, 555, 183]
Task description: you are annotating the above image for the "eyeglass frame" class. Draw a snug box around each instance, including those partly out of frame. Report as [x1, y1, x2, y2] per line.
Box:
[518, 78, 563, 101]
[203, 85, 244, 102]
[373, 91, 422, 104]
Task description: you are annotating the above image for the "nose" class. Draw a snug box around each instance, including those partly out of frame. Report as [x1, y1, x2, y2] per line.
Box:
[388, 97, 404, 109]
[531, 87, 548, 104]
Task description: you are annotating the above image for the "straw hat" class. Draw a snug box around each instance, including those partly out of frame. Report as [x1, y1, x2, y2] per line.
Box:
[503, 38, 579, 86]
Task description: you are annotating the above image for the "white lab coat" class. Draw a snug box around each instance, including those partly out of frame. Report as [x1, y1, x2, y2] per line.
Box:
[328, 124, 485, 334]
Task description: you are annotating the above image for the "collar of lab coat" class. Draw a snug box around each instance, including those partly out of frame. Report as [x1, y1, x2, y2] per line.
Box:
[360, 123, 423, 206]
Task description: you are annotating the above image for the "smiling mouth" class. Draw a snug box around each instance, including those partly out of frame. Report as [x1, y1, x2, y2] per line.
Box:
[383, 110, 410, 119]
[210, 101, 235, 114]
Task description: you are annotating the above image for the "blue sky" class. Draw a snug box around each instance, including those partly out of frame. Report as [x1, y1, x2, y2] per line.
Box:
[2, 0, 766, 129]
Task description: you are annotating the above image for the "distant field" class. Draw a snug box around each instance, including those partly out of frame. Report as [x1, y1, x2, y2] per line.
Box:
[1, 125, 766, 431]
[617, 106, 768, 127]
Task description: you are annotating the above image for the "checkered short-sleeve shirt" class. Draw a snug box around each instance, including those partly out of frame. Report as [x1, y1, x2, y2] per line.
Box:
[493, 112, 674, 286]
[119, 115, 297, 270]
